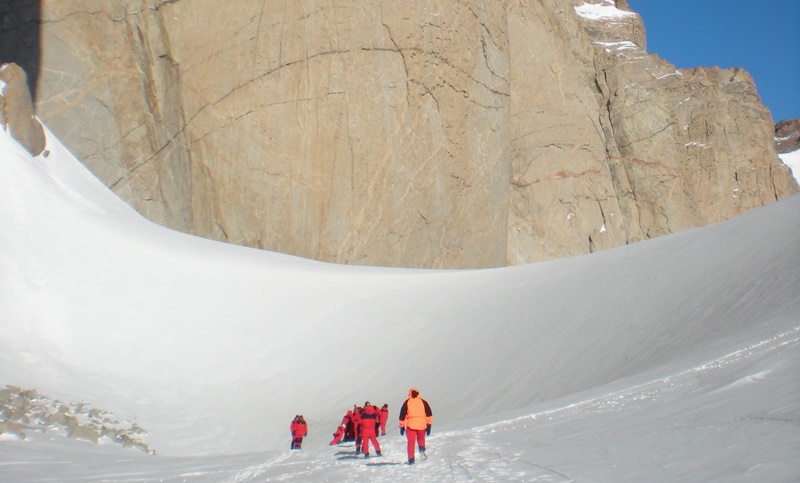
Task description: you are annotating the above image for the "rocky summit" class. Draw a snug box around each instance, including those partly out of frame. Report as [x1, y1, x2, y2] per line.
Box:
[2, 0, 797, 268]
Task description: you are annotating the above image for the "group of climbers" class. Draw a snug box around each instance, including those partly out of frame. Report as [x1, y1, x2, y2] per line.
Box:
[295, 387, 433, 465]
[329, 402, 390, 458]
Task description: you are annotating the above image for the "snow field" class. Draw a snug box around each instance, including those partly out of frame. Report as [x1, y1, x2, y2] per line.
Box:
[1, 124, 799, 480]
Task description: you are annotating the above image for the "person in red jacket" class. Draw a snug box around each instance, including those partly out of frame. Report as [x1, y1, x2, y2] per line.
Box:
[398, 388, 432, 465]
[359, 402, 382, 458]
[290, 415, 308, 450]
[343, 410, 354, 442]
[379, 403, 389, 436]
[330, 424, 346, 445]
[351, 405, 363, 454]
[290, 415, 298, 449]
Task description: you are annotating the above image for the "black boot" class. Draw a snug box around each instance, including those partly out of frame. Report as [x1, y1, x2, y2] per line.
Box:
[407, 457, 415, 465]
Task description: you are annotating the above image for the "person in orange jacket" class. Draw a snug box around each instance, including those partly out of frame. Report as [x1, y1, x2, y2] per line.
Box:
[398, 388, 433, 465]
[379, 403, 389, 436]
[290, 415, 308, 450]
[359, 402, 382, 458]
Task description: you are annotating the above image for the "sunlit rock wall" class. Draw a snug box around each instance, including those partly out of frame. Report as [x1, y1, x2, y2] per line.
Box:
[24, 0, 797, 268]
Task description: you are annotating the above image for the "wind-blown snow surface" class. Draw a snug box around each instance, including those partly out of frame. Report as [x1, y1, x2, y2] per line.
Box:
[1, 127, 799, 481]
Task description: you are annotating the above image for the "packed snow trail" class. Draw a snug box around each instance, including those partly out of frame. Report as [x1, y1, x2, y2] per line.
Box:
[3, 323, 797, 481]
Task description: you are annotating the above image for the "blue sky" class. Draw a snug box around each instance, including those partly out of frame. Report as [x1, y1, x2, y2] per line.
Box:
[628, 0, 800, 123]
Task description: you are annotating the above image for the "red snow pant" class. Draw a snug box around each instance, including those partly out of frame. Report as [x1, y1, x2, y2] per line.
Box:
[361, 433, 380, 455]
[330, 426, 344, 445]
[292, 431, 305, 449]
[406, 428, 426, 460]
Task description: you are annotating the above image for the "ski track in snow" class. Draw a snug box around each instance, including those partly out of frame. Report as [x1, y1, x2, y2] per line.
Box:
[0, 323, 797, 481]
[407, 326, 800, 482]
[503, 326, 800, 426]
[131, 325, 796, 482]
[0, 318, 800, 483]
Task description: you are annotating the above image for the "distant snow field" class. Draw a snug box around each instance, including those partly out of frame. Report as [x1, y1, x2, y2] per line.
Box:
[1, 124, 799, 482]
[780, 149, 800, 183]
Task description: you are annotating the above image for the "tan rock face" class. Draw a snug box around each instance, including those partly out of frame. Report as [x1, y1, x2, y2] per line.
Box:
[0, 62, 45, 156]
[580, 2, 796, 251]
[180, 1, 512, 268]
[26, 0, 798, 268]
[505, 0, 797, 263]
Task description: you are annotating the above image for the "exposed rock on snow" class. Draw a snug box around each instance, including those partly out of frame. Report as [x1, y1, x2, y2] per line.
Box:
[0, 385, 150, 453]
[0, 63, 44, 157]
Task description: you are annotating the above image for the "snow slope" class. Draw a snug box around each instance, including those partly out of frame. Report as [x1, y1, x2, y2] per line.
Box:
[779, 148, 800, 184]
[1, 127, 799, 481]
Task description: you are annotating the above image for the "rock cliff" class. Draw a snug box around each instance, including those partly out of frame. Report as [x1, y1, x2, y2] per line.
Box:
[4, 0, 797, 268]
[775, 118, 800, 154]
